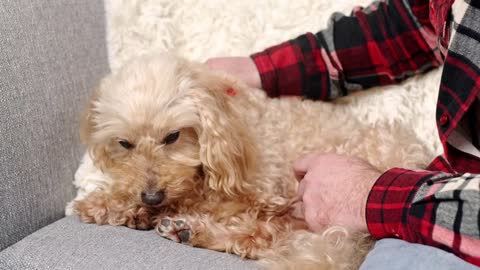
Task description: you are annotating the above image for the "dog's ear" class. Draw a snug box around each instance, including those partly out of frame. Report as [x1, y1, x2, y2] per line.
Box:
[189, 72, 257, 198]
[80, 87, 100, 145]
[79, 86, 113, 171]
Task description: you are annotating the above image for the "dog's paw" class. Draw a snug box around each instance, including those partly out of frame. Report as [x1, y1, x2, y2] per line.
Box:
[73, 197, 109, 225]
[125, 207, 153, 230]
[155, 217, 192, 244]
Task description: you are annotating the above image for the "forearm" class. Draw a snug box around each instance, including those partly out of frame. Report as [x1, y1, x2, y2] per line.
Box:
[366, 168, 480, 266]
[251, 0, 443, 100]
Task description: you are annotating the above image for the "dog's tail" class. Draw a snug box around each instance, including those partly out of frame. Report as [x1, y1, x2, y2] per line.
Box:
[259, 227, 374, 270]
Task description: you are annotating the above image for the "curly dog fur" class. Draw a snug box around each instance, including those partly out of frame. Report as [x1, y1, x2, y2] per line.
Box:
[73, 54, 431, 269]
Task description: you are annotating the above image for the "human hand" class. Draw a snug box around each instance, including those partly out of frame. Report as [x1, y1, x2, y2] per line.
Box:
[293, 153, 381, 233]
[206, 57, 261, 89]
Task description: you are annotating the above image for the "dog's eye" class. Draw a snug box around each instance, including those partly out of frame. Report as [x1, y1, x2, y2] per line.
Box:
[163, 131, 180, 145]
[118, 140, 134, 150]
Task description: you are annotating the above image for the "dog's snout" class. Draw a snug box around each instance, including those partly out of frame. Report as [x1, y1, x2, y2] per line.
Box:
[141, 190, 165, 206]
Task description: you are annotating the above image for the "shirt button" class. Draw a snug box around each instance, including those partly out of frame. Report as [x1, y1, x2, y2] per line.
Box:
[439, 113, 449, 126]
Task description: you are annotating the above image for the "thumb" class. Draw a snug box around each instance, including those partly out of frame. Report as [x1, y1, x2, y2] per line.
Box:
[291, 201, 305, 219]
[293, 153, 318, 181]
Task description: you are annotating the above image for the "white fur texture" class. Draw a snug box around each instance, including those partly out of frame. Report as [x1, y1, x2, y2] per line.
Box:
[67, 0, 442, 213]
[66, 153, 112, 215]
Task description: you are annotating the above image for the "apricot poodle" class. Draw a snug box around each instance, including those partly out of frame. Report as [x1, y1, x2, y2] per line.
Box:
[73, 54, 430, 270]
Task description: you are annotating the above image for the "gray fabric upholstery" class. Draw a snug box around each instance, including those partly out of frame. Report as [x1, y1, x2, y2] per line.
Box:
[0, 0, 109, 250]
[0, 216, 256, 270]
[360, 239, 478, 270]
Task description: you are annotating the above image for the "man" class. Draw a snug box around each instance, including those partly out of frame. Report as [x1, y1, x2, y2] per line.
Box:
[207, 0, 480, 268]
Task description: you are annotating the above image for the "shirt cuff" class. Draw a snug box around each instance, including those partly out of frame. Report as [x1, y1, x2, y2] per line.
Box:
[250, 49, 280, 97]
[250, 41, 301, 97]
[250, 32, 326, 98]
[365, 168, 433, 240]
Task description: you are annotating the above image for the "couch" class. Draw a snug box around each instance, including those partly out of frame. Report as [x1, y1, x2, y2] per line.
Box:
[0, 1, 255, 269]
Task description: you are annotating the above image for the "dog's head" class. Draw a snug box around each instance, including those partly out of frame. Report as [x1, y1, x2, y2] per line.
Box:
[82, 54, 257, 208]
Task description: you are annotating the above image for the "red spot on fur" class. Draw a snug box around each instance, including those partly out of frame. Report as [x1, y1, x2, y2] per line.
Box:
[225, 88, 237, 97]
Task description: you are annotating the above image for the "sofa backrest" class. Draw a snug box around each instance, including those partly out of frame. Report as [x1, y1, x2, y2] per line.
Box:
[0, 0, 109, 250]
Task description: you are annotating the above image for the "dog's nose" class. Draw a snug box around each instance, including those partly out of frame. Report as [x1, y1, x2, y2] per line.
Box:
[141, 190, 165, 206]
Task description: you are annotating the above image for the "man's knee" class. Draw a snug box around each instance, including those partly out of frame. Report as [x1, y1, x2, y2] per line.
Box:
[360, 239, 478, 270]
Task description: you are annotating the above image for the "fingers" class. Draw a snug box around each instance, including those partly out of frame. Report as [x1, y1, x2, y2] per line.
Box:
[294, 170, 306, 182]
[293, 153, 318, 181]
[290, 201, 305, 219]
[302, 195, 330, 233]
[303, 203, 323, 232]
[293, 198, 327, 232]
[297, 179, 306, 196]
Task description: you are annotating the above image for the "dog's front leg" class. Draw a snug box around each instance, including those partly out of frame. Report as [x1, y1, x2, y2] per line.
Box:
[74, 190, 153, 230]
[155, 214, 290, 259]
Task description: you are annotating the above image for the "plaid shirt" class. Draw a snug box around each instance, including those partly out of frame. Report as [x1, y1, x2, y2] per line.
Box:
[251, 0, 480, 266]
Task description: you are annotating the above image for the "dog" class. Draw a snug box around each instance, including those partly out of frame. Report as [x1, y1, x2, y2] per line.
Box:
[73, 53, 432, 269]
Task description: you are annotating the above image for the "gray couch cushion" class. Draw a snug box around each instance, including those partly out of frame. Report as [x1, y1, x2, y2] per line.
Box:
[0, 216, 256, 270]
[0, 0, 109, 250]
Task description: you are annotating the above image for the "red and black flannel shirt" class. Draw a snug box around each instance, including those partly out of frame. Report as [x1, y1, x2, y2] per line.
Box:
[251, 0, 480, 266]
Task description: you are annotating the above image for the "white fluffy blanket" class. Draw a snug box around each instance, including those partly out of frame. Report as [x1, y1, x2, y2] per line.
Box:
[67, 0, 443, 213]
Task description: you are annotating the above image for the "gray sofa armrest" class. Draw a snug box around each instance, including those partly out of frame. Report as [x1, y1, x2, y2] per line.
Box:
[0, 0, 109, 250]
